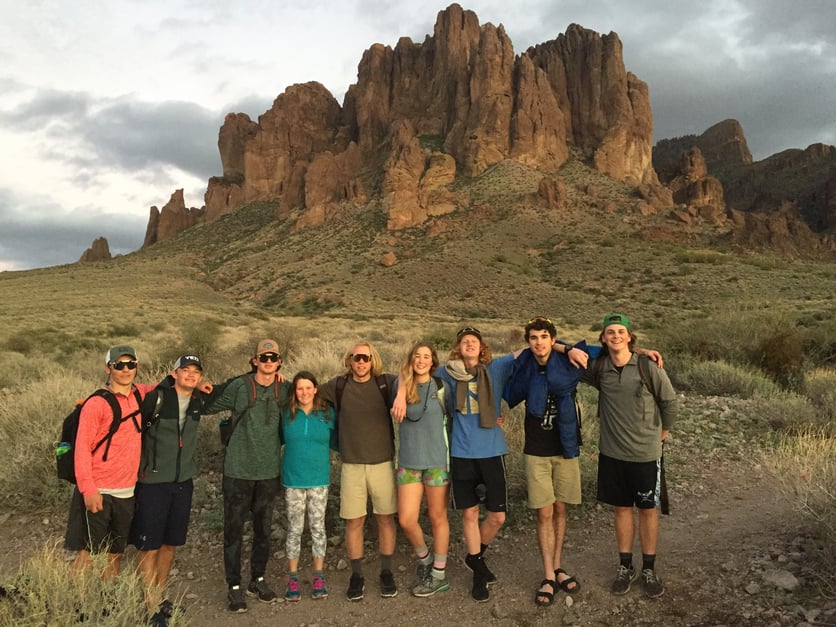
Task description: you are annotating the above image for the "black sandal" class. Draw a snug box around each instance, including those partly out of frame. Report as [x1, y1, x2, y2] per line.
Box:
[555, 568, 580, 594]
[534, 579, 555, 606]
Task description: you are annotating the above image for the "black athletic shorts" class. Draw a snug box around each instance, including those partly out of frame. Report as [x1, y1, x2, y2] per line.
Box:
[596, 453, 660, 509]
[450, 455, 507, 512]
[64, 487, 134, 553]
[130, 480, 194, 550]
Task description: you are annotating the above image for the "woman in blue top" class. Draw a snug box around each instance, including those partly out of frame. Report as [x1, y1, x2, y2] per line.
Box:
[394, 342, 451, 598]
[280, 371, 335, 602]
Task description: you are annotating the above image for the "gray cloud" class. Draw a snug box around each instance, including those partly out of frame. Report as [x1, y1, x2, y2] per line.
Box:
[0, 188, 147, 270]
[1, 90, 224, 179]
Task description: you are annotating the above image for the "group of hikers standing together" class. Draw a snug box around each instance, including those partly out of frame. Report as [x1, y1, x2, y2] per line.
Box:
[63, 314, 677, 625]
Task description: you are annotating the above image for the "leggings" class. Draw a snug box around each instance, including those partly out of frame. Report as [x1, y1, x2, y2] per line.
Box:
[285, 486, 329, 559]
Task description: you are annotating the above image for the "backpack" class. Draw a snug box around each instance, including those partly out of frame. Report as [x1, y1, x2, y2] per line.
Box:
[591, 353, 661, 405]
[55, 388, 143, 484]
[219, 373, 284, 446]
[333, 374, 393, 443]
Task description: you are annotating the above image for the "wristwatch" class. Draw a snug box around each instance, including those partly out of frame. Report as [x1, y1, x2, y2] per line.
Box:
[564, 343, 575, 352]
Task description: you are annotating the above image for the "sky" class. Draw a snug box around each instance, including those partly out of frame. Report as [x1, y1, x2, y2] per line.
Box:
[1, 0, 834, 271]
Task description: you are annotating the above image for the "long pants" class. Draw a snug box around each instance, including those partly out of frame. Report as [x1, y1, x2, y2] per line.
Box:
[222, 475, 280, 587]
[285, 486, 329, 559]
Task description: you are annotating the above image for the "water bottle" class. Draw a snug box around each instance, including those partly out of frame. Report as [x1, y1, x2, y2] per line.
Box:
[55, 441, 72, 457]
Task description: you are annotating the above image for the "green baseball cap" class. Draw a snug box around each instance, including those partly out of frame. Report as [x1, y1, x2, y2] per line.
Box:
[602, 313, 632, 331]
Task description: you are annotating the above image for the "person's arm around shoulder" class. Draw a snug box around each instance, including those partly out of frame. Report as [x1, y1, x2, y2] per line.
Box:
[203, 375, 245, 414]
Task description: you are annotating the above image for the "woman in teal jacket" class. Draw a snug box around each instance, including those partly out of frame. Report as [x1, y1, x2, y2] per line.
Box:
[280, 371, 336, 601]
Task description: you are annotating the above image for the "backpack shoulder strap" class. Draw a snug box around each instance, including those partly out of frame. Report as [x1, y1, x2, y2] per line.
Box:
[335, 374, 349, 414]
[374, 375, 391, 407]
[591, 352, 607, 388]
[636, 354, 662, 407]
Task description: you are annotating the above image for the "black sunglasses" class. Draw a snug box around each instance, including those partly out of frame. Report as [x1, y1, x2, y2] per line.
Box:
[456, 326, 481, 340]
[258, 353, 281, 363]
[351, 353, 372, 363]
[110, 361, 137, 371]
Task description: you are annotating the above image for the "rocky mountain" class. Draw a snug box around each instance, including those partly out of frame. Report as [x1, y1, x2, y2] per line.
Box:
[78, 237, 111, 262]
[137, 3, 834, 260]
[654, 119, 836, 235]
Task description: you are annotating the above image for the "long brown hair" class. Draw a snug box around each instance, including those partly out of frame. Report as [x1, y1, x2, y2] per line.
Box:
[400, 342, 440, 404]
[288, 371, 327, 419]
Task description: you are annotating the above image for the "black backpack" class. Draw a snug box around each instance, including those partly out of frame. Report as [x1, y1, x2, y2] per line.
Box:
[55, 388, 143, 484]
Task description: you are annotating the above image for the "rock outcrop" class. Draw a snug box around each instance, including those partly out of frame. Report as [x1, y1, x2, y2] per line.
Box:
[78, 237, 111, 262]
[193, 3, 659, 233]
[143, 189, 205, 247]
[653, 119, 753, 183]
[667, 147, 726, 225]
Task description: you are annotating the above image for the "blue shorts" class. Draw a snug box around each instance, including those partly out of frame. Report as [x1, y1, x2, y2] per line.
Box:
[130, 480, 194, 550]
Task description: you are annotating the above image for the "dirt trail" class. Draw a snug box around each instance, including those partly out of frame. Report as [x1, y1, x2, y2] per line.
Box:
[2, 453, 806, 626]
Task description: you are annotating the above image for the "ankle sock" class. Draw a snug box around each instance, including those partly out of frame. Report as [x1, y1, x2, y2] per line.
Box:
[619, 552, 633, 569]
[433, 553, 447, 571]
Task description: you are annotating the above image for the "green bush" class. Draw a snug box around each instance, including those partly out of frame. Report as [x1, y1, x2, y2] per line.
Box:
[667, 358, 780, 399]
[803, 368, 836, 426]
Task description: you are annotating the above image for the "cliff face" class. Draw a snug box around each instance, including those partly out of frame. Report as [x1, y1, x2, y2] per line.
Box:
[197, 4, 657, 232]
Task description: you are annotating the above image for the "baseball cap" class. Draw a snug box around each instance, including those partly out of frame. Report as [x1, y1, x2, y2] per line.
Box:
[105, 345, 137, 364]
[602, 313, 632, 331]
[173, 354, 203, 370]
[456, 326, 482, 341]
[256, 339, 280, 355]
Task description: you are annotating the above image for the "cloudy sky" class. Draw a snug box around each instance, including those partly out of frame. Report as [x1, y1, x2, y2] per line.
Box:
[1, 0, 833, 271]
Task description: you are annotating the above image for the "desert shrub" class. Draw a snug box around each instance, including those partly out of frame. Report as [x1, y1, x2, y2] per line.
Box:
[0, 351, 29, 389]
[748, 395, 822, 432]
[4, 332, 33, 355]
[749, 324, 805, 390]
[761, 428, 836, 563]
[804, 368, 836, 425]
[0, 544, 186, 626]
[178, 317, 223, 361]
[668, 358, 780, 399]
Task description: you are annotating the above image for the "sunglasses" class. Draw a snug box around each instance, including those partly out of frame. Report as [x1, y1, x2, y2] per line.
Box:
[351, 353, 372, 363]
[527, 316, 553, 325]
[456, 326, 481, 340]
[258, 353, 281, 363]
[110, 361, 137, 371]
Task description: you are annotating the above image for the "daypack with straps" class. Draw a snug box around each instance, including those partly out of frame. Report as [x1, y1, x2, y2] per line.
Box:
[55, 387, 143, 484]
[219, 373, 283, 446]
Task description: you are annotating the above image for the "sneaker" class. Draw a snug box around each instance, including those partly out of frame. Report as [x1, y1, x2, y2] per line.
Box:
[641, 568, 665, 598]
[346, 573, 365, 601]
[415, 562, 432, 586]
[611, 565, 639, 595]
[471, 572, 489, 602]
[464, 554, 497, 586]
[380, 569, 398, 598]
[148, 610, 168, 627]
[247, 577, 278, 604]
[285, 578, 301, 602]
[227, 585, 248, 613]
[412, 574, 450, 598]
[312, 575, 328, 600]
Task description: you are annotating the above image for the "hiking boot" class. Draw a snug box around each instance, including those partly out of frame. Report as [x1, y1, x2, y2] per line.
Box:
[611, 565, 638, 595]
[346, 573, 365, 601]
[285, 577, 301, 602]
[247, 577, 278, 604]
[380, 569, 398, 598]
[312, 574, 328, 600]
[641, 568, 665, 598]
[464, 554, 497, 586]
[412, 574, 450, 598]
[227, 585, 248, 613]
[471, 572, 489, 602]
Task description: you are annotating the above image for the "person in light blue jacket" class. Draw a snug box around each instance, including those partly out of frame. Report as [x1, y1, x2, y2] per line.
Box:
[280, 371, 336, 602]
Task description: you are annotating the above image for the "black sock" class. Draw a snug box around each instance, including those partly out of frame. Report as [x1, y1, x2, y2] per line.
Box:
[642, 554, 656, 572]
[380, 553, 393, 573]
[350, 559, 363, 576]
[619, 552, 633, 569]
[479, 543, 489, 557]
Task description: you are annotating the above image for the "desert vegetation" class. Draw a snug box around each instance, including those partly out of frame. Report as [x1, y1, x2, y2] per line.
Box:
[0, 309, 833, 624]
